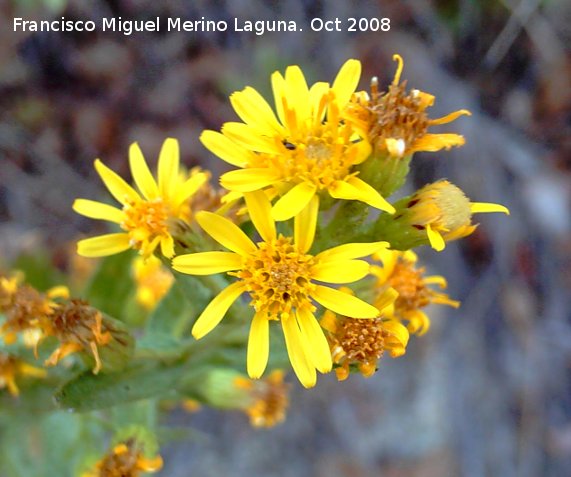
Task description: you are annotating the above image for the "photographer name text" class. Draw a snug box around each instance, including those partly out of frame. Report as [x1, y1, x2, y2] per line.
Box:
[13, 16, 391, 36]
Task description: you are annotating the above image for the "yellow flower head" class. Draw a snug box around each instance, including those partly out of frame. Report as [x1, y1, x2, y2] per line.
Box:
[0, 274, 68, 346]
[201, 59, 395, 221]
[172, 191, 396, 388]
[345, 54, 471, 157]
[234, 369, 290, 428]
[73, 138, 207, 259]
[132, 256, 174, 311]
[321, 287, 409, 381]
[0, 353, 47, 396]
[82, 440, 163, 477]
[404, 180, 510, 251]
[371, 249, 460, 335]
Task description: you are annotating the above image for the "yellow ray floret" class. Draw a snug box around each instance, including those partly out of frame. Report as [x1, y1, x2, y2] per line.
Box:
[73, 138, 207, 259]
[200, 60, 395, 221]
[172, 191, 393, 388]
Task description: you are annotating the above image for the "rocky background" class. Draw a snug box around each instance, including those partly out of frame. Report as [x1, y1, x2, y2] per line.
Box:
[1, 1, 571, 476]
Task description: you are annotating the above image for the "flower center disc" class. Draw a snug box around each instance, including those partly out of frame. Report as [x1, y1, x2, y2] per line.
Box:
[235, 236, 315, 319]
[251, 100, 363, 189]
[122, 198, 171, 245]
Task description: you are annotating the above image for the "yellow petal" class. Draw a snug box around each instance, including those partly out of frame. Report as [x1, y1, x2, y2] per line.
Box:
[272, 182, 317, 221]
[158, 138, 180, 199]
[350, 139, 373, 165]
[94, 159, 140, 205]
[311, 285, 379, 318]
[346, 177, 395, 214]
[77, 233, 131, 257]
[294, 194, 319, 254]
[220, 168, 281, 192]
[173, 172, 208, 208]
[329, 179, 361, 201]
[371, 248, 399, 281]
[312, 259, 370, 284]
[426, 224, 446, 251]
[137, 455, 163, 472]
[296, 308, 332, 373]
[282, 315, 316, 388]
[244, 191, 276, 242]
[285, 65, 310, 124]
[230, 86, 282, 135]
[192, 281, 246, 339]
[429, 109, 471, 126]
[375, 287, 398, 312]
[173, 251, 243, 275]
[222, 122, 281, 154]
[129, 142, 159, 200]
[46, 286, 69, 299]
[271, 71, 287, 126]
[470, 202, 510, 215]
[160, 235, 175, 258]
[200, 130, 252, 167]
[383, 320, 410, 346]
[196, 211, 256, 256]
[332, 59, 361, 108]
[309, 82, 329, 121]
[72, 199, 124, 223]
[407, 309, 431, 336]
[424, 275, 448, 288]
[412, 133, 465, 152]
[316, 241, 388, 262]
[319, 309, 338, 333]
[247, 313, 269, 379]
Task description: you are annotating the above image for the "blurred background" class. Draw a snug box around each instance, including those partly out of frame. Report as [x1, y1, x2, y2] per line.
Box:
[1, 0, 571, 476]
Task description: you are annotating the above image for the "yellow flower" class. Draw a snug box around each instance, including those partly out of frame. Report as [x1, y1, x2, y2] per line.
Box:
[371, 249, 460, 335]
[0, 353, 47, 396]
[321, 287, 408, 381]
[73, 138, 207, 259]
[81, 440, 162, 477]
[404, 180, 510, 251]
[234, 369, 290, 428]
[132, 256, 174, 311]
[345, 54, 471, 157]
[172, 191, 395, 388]
[200, 60, 395, 221]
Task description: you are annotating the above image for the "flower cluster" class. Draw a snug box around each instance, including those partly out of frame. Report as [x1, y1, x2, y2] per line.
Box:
[0, 275, 131, 376]
[71, 54, 509, 393]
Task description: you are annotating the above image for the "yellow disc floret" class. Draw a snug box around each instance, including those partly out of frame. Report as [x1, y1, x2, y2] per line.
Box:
[122, 198, 172, 255]
[234, 236, 315, 319]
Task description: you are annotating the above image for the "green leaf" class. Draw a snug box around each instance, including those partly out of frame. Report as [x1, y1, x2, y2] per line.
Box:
[54, 363, 187, 412]
[146, 275, 209, 338]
